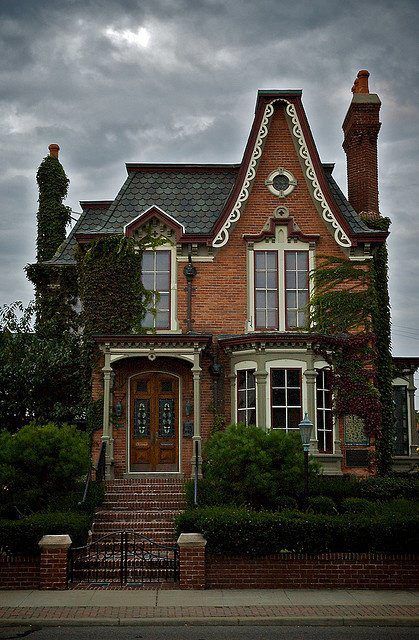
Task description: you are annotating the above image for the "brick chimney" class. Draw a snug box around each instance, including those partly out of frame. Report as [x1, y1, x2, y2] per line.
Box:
[48, 143, 60, 159]
[342, 70, 381, 219]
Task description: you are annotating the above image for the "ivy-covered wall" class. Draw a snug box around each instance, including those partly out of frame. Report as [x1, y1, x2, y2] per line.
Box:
[310, 228, 394, 474]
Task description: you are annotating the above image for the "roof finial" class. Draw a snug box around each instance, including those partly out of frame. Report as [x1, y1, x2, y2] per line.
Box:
[48, 143, 60, 159]
[351, 70, 370, 94]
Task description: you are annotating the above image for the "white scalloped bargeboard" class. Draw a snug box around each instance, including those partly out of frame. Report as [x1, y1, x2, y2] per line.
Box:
[212, 100, 351, 249]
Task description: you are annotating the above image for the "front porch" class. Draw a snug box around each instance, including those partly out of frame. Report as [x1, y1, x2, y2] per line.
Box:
[92, 334, 212, 479]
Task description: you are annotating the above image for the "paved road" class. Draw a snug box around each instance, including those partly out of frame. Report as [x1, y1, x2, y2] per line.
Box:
[0, 626, 418, 640]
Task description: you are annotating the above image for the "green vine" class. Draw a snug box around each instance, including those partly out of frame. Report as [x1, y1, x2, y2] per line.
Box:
[310, 255, 382, 454]
[310, 225, 394, 473]
[76, 235, 154, 336]
[365, 217, 394, 474]
[25, 263, 79, 337]
[36, 155, 71, 263]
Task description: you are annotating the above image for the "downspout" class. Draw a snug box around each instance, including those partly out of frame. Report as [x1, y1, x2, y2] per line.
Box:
[183, 247, 197, 333]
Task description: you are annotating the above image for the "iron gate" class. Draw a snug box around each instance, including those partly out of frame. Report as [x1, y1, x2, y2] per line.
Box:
[68, 530, 179, 586]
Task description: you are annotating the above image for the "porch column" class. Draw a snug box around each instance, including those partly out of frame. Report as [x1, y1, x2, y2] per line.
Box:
[408, 377, 418, 455]
[254, 359, 268, 431]
[191, 346, 202, 478]
[102, 343, 114, 479]
[304, 353, 319, 453]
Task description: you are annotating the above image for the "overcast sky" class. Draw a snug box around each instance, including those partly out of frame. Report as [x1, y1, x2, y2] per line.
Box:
[1, 0, 418, 363]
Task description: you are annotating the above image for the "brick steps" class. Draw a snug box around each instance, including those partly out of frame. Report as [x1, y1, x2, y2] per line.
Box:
[90, 477, 187, 546]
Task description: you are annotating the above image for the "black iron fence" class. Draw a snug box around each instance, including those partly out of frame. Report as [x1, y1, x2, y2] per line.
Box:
[68, 530, 179, 586]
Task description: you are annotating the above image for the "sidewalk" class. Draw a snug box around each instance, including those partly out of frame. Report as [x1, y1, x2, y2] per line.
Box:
[0, 589, 418, 627]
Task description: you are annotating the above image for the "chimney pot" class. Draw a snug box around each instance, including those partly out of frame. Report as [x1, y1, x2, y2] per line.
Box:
[352, 69, 370, 94]
[48, 143, 60, 159]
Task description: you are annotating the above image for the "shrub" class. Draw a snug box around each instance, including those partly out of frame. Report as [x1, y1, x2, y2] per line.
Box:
[175, 507, 419, 555]
[274, 496, 299, 511]
[0, 511, 91, 555]
[0, 423, 90, 513]
[306, 496, 337, 515]
[189, 424, 319, 510]
[341, 497, 376, 515]
[308, 475, 418, 505]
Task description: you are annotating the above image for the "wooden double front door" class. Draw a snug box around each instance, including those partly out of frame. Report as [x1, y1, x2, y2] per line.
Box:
[130, 372, 179, 472]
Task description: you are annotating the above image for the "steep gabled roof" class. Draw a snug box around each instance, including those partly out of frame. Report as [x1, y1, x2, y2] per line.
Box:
[45, 90, 387, 266]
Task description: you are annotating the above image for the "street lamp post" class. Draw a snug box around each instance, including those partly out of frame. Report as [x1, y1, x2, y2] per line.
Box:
[299, 413, 314, 507]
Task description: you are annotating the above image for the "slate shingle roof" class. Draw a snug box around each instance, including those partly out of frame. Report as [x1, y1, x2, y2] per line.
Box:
[46, 162, 378, 266]
[322, 164, 374, 235]
[46, 202, 112, 265]
[100, 166, 240, 235]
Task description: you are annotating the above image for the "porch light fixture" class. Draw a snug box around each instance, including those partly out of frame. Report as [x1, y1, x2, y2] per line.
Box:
[185, 398, 192, 417]
[114, 401, 123, 418]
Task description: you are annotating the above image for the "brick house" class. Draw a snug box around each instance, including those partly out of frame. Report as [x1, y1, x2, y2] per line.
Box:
[40, 70, 418, 479]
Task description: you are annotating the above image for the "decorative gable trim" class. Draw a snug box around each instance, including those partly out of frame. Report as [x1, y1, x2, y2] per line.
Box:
[212, 99, 352, 249]
[124, 205, 185, 239]
[243, 216, 319, 245]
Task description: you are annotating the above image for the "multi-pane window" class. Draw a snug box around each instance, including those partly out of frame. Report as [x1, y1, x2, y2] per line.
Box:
[141, 250, 171, 329]
[254, 251, 279, 329]
[316, 369, 333, 453]
[271, 368, 302, 431]
[237, 369, 256, 426]
[393, 386, 409, 456]
[285, 251, 309, 329]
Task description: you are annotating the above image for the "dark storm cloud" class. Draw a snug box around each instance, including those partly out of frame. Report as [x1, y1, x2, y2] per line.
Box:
[0, 0, 418, 358]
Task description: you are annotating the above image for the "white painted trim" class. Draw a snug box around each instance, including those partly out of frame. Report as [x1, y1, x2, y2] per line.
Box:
[177, 256, 214, 262]
[127, 370, 182, 475]
[246, 232, 313, 332]
[109, 348, 195, 365]
[234, 360, 258, 426]
[213, 99, 351, 249]
[123, 205, 186, 235]
[265, 359, 307, 432]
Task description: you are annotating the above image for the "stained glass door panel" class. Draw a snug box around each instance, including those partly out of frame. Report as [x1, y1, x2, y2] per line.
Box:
[130, 373, 179, 472]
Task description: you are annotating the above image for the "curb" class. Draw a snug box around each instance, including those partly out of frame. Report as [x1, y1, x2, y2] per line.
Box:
[1, 616, 418, 627]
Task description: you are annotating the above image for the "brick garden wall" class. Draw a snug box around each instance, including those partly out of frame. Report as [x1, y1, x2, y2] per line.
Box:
[0, 552, 40, 589]
[205, 553, 419, 590]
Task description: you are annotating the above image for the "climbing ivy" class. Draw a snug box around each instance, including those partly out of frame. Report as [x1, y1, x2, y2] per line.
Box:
[310, 254, 382, 460]
[25, 263, 79, 337]
[365, 217, 394, 474]
[310, 225, 394, 474]
[36, 155, 71, 262]
[77, 235, 153, 336]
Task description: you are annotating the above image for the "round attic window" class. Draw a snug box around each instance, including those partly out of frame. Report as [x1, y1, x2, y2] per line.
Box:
[265, 168, 297, 198]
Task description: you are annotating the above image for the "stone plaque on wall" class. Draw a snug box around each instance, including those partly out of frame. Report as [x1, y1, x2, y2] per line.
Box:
[343, 415, 370, 446]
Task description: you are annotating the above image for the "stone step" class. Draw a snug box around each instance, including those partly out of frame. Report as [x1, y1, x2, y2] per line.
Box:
[103, 500, 186, 510]
[93, 514, 179, 526]
[106, 479, 185, 488]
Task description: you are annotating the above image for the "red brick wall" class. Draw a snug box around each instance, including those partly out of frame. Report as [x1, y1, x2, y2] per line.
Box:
[179, 544, 206, 590]
[0, 552, 40, 589]
[39, 548, 69, 590]
[179, 104, 349, 337]
[206, 553, 419, 590]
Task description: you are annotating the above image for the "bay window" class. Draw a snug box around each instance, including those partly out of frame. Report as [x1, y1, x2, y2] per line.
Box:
[271, 368, 302, 431]
[316, 369, 333, 453]
[237, 369, 256, 426]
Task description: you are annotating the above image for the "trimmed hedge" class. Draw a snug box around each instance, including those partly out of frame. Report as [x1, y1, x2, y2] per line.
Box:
[0, 511, 91, 555]
[306, 496, 337, 515]
[175, 507, 419, 555]
[308, 475, 418, 504]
